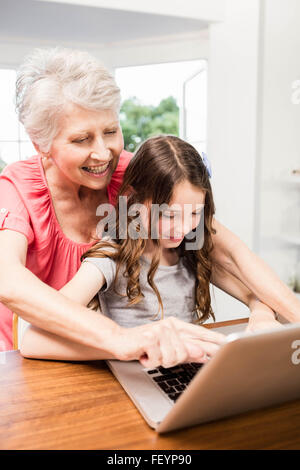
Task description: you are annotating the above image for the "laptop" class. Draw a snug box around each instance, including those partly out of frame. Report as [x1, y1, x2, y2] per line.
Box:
[106, 321, 300, 433]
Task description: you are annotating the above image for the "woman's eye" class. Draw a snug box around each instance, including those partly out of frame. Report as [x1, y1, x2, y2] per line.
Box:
[105, 130, 117, 135]
[73, 138, 88, 143]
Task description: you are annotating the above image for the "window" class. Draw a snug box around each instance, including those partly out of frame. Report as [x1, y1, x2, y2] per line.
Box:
[182, 66, 207, 155]
[115, 60, 207, 153]
[0, 69, 35, 173]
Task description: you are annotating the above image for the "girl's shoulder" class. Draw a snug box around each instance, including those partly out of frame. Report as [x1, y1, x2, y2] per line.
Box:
[84, 236, 119, 259]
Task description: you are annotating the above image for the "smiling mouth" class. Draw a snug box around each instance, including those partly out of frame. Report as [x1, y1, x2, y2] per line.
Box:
[81, 162, 110, 175]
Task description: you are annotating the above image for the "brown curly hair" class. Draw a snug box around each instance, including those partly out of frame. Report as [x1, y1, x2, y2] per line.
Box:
[82, 135, 216, 323]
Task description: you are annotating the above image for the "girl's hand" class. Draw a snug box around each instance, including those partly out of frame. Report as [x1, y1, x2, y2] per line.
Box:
[112, 317, 226, 369]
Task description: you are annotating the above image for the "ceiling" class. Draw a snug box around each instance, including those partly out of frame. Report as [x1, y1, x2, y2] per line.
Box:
[0, 0, 209, 45]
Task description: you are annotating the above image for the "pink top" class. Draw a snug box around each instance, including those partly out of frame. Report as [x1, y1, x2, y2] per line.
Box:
[0, 150, 132, 350]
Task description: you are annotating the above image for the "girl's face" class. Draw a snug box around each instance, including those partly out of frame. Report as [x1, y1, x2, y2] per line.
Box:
[46, 103, 124, 191]
[156, 180, 206, 249]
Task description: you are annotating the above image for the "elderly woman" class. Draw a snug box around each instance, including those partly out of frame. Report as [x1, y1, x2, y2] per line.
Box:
[0, 48, 299, 364]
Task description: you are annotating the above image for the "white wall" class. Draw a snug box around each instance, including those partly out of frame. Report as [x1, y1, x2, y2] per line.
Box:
[106, 33, 209, 69]
[259, 0, 300, 285]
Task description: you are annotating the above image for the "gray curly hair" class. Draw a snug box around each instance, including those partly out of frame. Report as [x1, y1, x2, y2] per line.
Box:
[16, 47, 121, 153]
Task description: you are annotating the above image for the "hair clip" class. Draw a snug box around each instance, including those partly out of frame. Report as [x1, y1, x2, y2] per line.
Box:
[201, 152, 212, 178]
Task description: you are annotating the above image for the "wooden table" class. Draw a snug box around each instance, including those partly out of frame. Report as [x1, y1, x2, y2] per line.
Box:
[1, 320, 300, 450]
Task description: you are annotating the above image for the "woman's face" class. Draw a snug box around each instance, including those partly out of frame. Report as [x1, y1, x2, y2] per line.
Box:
[48, 103, 124, 191]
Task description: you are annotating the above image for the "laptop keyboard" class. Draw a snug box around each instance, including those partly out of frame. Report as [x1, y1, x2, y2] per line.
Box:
[144, 362, 203, 403]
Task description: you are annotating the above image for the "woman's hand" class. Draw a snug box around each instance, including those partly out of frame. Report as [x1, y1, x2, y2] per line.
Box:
[245, 298, 285, 333]
[245, 314, 284, 333]
[112, 317, 226, 369]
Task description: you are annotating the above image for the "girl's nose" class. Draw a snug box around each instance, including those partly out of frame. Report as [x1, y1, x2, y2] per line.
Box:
[181, 216, 194, 237]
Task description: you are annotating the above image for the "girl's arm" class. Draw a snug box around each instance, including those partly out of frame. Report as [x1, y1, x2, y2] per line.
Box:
[59, 261, 105, 306]
[20, 261, 110, 360]
[20, 324, 117, 361]
[210, 261, 282, 331]
[211, 218, 300, 323]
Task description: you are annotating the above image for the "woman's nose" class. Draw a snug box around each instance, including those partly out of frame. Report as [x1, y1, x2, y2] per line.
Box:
[91, 138, 111, 161]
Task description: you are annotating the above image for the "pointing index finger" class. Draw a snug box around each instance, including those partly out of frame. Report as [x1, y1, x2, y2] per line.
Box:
[181, 323, 227, 345]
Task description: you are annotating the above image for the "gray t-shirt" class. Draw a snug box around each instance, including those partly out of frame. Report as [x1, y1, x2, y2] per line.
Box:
[83, 254, 197, 327]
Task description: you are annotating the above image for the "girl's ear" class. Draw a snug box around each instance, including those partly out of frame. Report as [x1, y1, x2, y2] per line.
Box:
[128, 185, 136, 194]
[123, 185, 137, 198]
[143, 198, 151, 210]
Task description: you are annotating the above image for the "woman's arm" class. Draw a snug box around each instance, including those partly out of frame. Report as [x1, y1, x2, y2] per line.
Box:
[0, 230, 120, 355]
[211, 261, 282, 331]
[211, 218, 300, 323]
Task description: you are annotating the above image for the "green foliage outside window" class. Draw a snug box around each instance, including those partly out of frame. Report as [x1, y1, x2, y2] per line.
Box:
[0, 158, 6, 174]
[120, 96, 179, 152]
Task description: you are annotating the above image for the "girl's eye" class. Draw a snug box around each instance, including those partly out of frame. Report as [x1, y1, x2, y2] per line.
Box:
[105, 130, 117, 135]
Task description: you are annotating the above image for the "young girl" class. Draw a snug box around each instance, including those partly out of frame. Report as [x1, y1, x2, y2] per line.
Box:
[20, 135, 262, 368]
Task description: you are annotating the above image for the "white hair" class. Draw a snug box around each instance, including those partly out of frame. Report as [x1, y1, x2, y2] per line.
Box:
[16, 47, 121, 152]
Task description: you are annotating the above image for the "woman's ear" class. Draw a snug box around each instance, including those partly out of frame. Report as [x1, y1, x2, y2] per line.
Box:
[32, 142, 49, 159]
[32, 142, 41, 154]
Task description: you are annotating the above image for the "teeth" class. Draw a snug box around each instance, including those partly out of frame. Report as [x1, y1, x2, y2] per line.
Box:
[82, 163, 109, 174]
